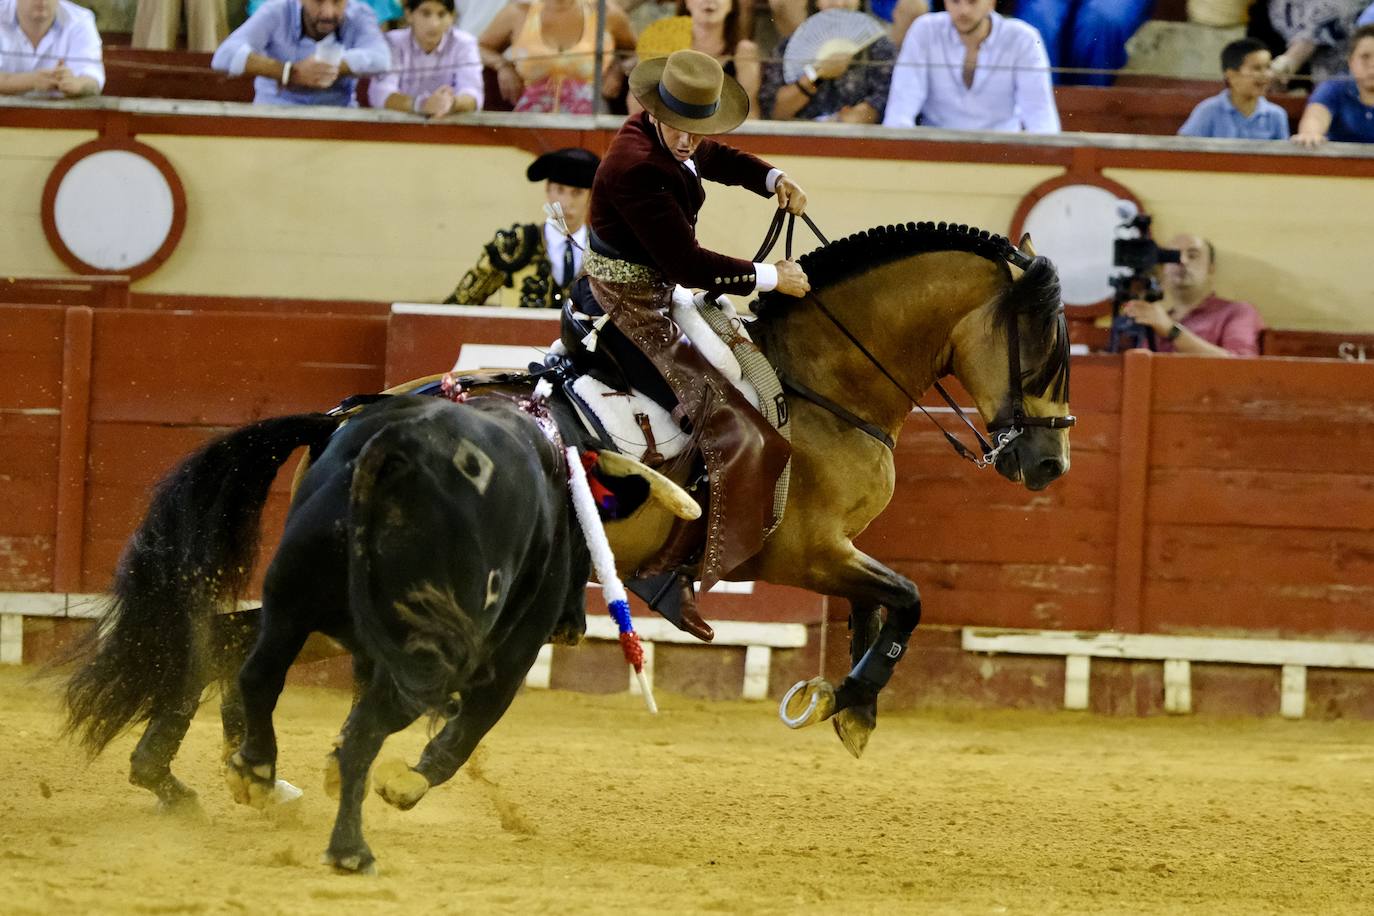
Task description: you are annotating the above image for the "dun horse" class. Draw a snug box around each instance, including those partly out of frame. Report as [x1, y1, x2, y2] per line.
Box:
[63, 221, 1073, 865]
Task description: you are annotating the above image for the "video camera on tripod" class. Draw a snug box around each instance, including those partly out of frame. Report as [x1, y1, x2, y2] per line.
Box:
[1108, 203, 1181, 353]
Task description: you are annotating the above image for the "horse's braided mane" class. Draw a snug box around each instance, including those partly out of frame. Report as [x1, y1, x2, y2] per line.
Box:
[753, 219, 1070, 402]
[755, 221, 1016, 316]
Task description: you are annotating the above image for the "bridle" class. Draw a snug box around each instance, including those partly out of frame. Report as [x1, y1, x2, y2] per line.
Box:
[752, 210, 1076, 470]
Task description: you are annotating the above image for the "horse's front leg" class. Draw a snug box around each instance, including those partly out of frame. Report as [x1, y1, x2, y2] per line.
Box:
[777, 548, 920, 757]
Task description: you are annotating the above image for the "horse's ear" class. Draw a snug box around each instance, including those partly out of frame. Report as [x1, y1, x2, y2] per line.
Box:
[1018, 233, 1037, 257]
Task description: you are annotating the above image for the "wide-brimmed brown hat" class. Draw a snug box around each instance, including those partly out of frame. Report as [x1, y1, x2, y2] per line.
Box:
[629, 49, 750, 135]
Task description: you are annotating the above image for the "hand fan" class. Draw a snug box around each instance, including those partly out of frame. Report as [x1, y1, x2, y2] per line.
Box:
[636, 15, 694, 61]
[783, 9, 887, 84]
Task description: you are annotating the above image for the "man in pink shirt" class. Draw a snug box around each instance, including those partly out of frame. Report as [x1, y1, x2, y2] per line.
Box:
[1121, 233, 1265, 357]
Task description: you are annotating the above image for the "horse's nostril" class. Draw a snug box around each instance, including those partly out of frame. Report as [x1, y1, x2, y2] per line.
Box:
[1037, 457, 1064, 479]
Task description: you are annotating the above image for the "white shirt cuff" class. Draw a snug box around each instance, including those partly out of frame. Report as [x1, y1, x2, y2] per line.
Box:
[753, 262, 778, 293]
[228, 44, 252, 77]
[765, 168, 784, 193]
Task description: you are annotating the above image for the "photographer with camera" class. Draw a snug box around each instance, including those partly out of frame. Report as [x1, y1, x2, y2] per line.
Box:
[1120, 233, 1264, 358]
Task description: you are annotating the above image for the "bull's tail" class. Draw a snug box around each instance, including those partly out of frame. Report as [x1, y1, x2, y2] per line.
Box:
[62, 412, 343, 756]
[347, 418, 484, 716]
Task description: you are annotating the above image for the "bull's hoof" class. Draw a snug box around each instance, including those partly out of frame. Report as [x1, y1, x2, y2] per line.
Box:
[832, 706, 876, 759]
[778, 677, 837, 729]
[322, 845, 377, 875]
[225, 752, 276, 809]
[372, 757, 430, 811]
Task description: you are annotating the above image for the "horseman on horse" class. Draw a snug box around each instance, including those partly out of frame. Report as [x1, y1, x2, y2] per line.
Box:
[570, 49, 813, 641]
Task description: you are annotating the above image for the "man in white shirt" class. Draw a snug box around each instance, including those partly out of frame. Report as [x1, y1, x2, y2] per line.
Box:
[445, 148, 601, 308]
[0, 0, 104, 97]
[882, 0, 1058, 133]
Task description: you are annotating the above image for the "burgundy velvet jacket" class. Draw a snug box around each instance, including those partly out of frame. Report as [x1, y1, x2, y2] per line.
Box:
[589, 112, 775, 296]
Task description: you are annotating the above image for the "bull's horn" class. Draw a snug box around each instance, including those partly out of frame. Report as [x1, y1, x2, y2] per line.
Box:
[595, 450, 701, 521]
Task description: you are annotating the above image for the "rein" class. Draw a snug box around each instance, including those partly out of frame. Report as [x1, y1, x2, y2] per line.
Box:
[754, 210, 1075, 468]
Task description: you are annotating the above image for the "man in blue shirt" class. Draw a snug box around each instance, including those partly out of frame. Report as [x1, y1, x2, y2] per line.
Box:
[211, 0, 390, 107]
[1293, 24, 1374, 146]
[1179, 37, 1289, 141]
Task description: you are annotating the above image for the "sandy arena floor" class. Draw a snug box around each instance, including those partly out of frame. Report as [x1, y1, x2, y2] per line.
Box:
[1, 665, 1372, 915]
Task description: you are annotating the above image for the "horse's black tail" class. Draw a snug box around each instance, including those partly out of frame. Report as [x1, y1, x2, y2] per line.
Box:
[62, 412, 344, 756]
[347, 418, 484, 717]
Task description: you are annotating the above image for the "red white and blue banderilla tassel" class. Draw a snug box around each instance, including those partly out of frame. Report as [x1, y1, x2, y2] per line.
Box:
[565, 445, 658, 714]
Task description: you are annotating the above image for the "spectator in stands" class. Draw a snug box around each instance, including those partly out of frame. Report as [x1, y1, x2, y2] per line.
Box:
[1269, 0, 1367, 85]
[367, 0, 482, 116]
[882, 0, 1059, 132]
[1178, 37, 1290, 140]
[248, 0, 402, 28]
[760, 0, 896, 123]
[674, 0, 760, 119]
[480, 0, 636, 113]
[1121, 234, 1264, 357]
[212, 0, 390, 107]
[771, 0, 927, 49]
[445, 147, 599, 307]
[1293, 22, 1374, 143]
[1015, 0, 1151, 87]
[132, 0, 227, 54]
[0, 0, 104, 97]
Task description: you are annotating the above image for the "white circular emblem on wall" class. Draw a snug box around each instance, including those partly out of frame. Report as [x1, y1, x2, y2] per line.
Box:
[42, 139, 187, 281]
[1010, 173, 1143, 310]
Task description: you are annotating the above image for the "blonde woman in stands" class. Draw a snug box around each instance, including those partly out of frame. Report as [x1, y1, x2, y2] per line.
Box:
[368, 0, 483, 116]
[770, 0, 925, 48]
[760, 0, 898, 123]
[479, 0, 637, 113]
[672, 0, 760, 119]
[0, 0, 104, 97]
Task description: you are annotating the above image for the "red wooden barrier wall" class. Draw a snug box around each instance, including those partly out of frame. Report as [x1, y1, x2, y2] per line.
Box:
[4, 299, 1373, 643]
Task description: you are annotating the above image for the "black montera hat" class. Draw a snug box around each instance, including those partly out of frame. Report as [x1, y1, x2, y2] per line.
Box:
[526, 148, 601, 189]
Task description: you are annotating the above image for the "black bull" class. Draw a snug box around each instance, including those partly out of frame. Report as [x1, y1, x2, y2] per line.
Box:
[64, 395, 592, 872]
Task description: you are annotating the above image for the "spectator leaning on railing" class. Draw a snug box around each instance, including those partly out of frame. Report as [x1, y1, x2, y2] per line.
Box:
[882, 0, 1059, 132]
[1293, 23, 1374, 144]
[0, 0, 103, 97]
[1178, 37, 1290, 140]
[1120, 234, 1265, 358]
[367, 0, 482, 116]
[211, 0, 390, 107]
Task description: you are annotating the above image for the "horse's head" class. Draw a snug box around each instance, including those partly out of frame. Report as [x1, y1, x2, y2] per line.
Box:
[948, 237, 1074, 491]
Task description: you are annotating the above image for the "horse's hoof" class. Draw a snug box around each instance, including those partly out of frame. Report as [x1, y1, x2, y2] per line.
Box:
[225, 752, 275, 809]
[323, 750, 342, 801]
[832, 706, 876, 759]
[372, 757, 430, 811]
[778, 677, 837, 729]
[322, 847, 377, 875]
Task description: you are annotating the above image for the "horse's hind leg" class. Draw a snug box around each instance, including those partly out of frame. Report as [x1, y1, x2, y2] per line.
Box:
[831, 601, 883, 758]
[324, 672, 417, 873]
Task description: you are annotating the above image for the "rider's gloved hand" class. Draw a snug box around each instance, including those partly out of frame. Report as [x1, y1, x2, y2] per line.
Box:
[775, 176, 807, 215]
[774, 259, 810, 297]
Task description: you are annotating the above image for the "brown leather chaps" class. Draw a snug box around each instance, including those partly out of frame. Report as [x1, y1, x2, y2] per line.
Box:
[588, 273, 791, 586]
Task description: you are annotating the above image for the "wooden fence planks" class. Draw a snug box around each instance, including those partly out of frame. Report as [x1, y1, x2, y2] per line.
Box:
[89, 311, 387, 425]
